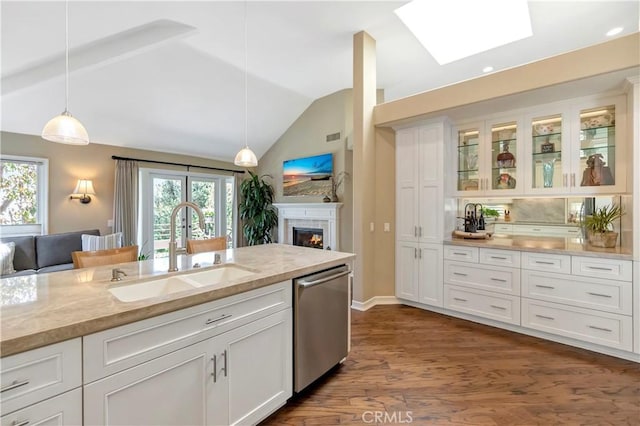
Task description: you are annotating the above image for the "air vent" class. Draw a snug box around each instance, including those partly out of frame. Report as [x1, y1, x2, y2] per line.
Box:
[326, 132, 341, 142]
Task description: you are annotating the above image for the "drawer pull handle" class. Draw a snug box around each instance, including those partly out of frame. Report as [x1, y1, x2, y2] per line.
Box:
[205, 314, 232, 325]
[588, 325, 612, 333]
[490, 278, 507, 283]
[535, 314, 555, 321]
[490, 305, 506, 310]
[453, 272, 467, 277]
[11, 420, 29, 426]
[532, 228, 541, 232]
[453, 252, 467, 256]
[490, 256, 507, 260]
[453, 297, 467, 302]
[535, 285, 555, 289]
[534, 261, 555, 265]
[587, 292, 612, 298]
[1, 380, 30, 393]
[586, 266, 613, 272]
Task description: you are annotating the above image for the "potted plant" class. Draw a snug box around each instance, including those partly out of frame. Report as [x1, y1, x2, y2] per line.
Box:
[584, 204, 624, 248]
[481, 207, 500, 222]
[239, 171, 278, 245]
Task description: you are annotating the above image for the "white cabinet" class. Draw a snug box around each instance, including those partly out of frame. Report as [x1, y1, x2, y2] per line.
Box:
[84, 310, 291, 426]
[83, 281, 293, 426]
[0, 338, 81, 418]
[524, 94, 627, 195]
[1, 388, 82, 426]
[395, 121, 447, 308]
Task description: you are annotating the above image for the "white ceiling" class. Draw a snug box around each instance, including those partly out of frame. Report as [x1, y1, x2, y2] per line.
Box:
[1, 1, 638, 163]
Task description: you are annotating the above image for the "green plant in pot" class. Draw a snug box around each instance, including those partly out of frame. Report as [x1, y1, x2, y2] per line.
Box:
[239, 171, 278, 245]
[584, 204, 624, 248]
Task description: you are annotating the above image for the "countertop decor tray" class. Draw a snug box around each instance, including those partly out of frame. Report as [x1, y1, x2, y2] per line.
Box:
[452, 230, 493, 240]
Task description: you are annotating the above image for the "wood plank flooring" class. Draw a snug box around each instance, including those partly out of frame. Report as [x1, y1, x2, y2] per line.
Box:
[261, 305, 640, 425]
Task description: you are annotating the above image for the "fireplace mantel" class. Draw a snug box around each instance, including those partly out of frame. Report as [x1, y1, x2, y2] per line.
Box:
[273, 203, 342, 251]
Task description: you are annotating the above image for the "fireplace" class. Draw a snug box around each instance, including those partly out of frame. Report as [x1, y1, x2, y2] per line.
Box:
[273, 203, 342, 251]
[293, 227, 324, 249]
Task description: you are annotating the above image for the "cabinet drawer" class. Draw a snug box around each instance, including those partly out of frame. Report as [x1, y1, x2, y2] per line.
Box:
[84, 280, 291, 384]
[571, 256, 632, 282]
[493, 224, 513, 234]
[0, 338, 81, 415]
[444, 261, 520, 295]
[522, 299, 633, 351]
[479, 248, 521, 268]
[444, 285, 520, 325]
[1, 387, 82, 426]
[444, 246, 478, 263]
[522, 270, 632, 315]
[521, 252, 571, 274]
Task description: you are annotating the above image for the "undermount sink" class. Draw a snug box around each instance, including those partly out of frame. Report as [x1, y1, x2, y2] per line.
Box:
[108, 265, 256, 302]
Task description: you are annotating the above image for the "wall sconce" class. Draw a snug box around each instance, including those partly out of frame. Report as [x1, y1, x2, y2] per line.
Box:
[70, 179, 95, 204]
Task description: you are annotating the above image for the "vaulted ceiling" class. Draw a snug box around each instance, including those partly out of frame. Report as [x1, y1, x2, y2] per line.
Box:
[2, 1, 638, 162]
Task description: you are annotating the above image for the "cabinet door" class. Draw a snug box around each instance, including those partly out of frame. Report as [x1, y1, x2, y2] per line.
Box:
[453, 122, 484, 195]
[484, 118, 522, 195]
[570, 95, 626, 194]
[418, 244, 443, 307]
[84, 340, 211, 426]
[418, 124, 444, 243]
[395, 242, 419, 302]
[209, 309, 292, 426]
[396, 128, 419, 241]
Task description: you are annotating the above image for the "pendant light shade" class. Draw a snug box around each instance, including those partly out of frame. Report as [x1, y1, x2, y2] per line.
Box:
[42, 0, 89, 145]
[42, 110, 89, 145]
[234, 146, 258, 167]
[234, 1, 257, 168]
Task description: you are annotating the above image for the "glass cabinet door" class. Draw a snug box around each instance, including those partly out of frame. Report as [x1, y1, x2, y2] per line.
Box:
[490, 122, 518, 191]
[531, 114, 563, 190]
[578, 104, 616, 188]
[456, 127, 480, 192]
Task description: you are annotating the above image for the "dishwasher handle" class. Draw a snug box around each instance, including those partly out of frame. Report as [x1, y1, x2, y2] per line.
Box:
[297, 270, 351, 288]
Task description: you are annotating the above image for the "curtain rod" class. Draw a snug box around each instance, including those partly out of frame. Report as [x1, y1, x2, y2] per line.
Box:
[111, 155, 246, 174]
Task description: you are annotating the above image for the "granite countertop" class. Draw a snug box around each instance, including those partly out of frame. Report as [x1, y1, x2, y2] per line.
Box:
[446, 234, 633, 260]
[0, 244, 354, 357]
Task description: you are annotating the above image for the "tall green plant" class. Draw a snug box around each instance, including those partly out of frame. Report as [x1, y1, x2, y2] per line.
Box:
[584, 204, 624, 233]
[239, 171, 277, 245]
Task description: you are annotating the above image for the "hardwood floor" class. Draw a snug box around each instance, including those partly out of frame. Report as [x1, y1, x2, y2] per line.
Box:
[262, 305, 640, 425]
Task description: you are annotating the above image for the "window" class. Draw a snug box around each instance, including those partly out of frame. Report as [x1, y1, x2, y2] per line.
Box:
[0, 155, 48, 236]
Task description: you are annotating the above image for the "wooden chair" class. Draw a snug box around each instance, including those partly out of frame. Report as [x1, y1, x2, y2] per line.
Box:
[72, 245, 139, 269]
[186, 237, 227, 254]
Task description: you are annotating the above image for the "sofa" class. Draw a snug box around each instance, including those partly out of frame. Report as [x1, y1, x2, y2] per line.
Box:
[1, 229, 100, 277]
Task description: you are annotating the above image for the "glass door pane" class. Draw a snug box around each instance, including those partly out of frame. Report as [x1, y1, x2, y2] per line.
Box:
[151, 176, 185, 258]
[225, 179, 234, 248]
[531, 114, 562, 189]
[457, 128, 480, 192]
[189, 178, 216, 238]
[491, 122, 517, 191]
[578, 105, 615, 187]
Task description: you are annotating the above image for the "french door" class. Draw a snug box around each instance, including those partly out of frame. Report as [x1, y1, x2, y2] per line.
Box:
[140, 169, 234, 258]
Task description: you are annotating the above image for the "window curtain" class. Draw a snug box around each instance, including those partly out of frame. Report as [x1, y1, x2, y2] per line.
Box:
[233, 172, 247, 247]
[113, 160, 139, 247]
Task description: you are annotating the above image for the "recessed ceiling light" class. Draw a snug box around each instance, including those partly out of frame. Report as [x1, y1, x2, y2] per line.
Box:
[483, 66, 494, 73]
[395, 0, 532, 65]
[606, 27, 623, 37]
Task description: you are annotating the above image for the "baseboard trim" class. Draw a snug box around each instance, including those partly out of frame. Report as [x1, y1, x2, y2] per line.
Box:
[351, 296, 401, 311]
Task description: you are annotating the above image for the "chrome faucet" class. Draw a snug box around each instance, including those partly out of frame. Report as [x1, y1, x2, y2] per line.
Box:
[111, 268, 127, 282]
[168, 201, 205, 272]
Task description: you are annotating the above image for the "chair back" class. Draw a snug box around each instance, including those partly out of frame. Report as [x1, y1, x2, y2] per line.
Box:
[72, 245, 139, 269]
[186, 237, 227, 254]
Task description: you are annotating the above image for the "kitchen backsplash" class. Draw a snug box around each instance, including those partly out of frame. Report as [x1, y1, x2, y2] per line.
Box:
[510, 198, 565, 223]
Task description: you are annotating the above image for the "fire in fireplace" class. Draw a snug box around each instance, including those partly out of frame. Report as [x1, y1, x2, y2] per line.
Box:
[293, 227, 324, 249]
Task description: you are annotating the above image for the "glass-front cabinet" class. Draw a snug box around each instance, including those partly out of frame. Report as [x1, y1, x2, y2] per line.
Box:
[489, 120, 520, 193]
[455, 124, 481, 194]
[524, 94, 626, 195]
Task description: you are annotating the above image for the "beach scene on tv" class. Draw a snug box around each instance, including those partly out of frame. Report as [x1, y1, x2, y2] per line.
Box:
[283, 153, 333, 196]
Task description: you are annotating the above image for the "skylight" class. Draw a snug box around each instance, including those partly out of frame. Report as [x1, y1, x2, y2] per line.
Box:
[395, 0, 533, 65]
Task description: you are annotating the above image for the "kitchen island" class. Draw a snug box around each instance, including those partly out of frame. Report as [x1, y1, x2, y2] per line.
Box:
[1, 243, 354, 426]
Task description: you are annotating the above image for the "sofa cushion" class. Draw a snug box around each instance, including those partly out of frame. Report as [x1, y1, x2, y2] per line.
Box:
[0, 242, 16, 275]
[0, 236, 37, 271]
[35, 229, 100, 269]
[2, 269, 37, 278]
[37, 263, 74, 274]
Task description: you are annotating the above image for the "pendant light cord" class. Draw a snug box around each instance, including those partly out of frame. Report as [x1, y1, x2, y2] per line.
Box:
[64, 0, 69, 112]
[244, 1, 248, 149]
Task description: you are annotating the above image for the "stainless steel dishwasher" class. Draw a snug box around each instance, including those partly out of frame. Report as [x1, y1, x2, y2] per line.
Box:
[293, 264, 350, 393]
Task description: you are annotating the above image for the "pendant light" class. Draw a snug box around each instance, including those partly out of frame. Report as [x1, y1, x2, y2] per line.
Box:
[42, 0, 89, 145]
[234, 1, 258, 167]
